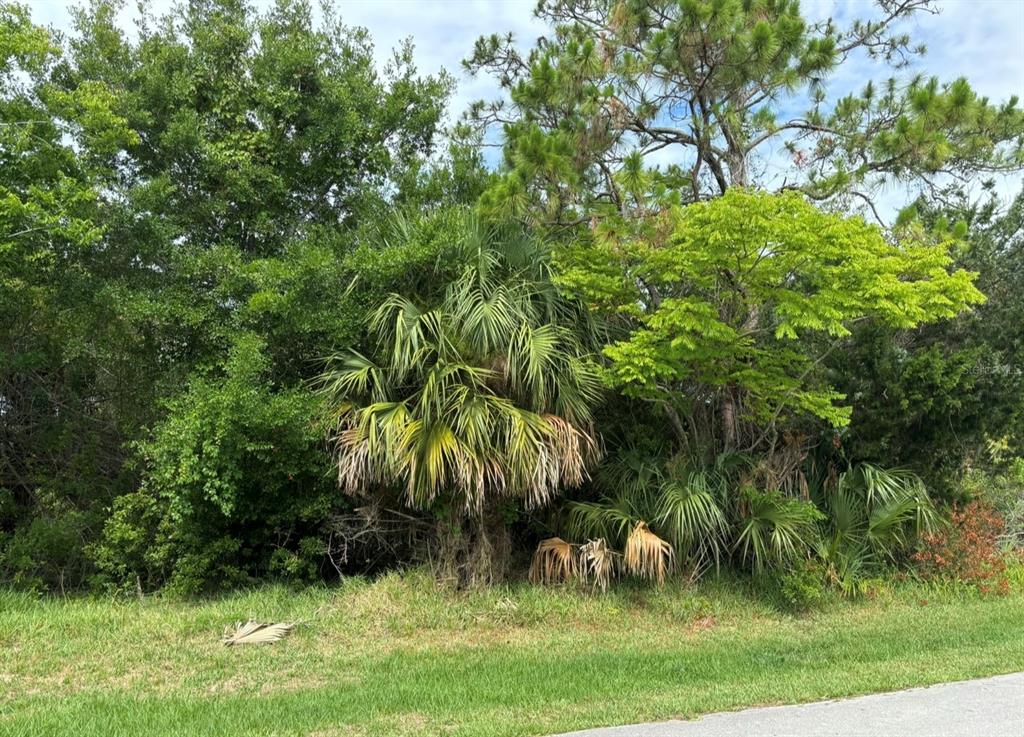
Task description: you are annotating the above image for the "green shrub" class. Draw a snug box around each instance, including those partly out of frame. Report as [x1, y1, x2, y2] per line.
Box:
[0, 512, 94, 592]
[962, 458, 1024, 550]
[760, 559, 829, 613]
[812, 464, 938, 596]
[1007, 558, 1024, 591]
[91, 336, 341, 594]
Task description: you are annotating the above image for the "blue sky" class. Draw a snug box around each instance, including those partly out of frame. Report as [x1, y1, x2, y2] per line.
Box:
[27, 0, 1024, 213]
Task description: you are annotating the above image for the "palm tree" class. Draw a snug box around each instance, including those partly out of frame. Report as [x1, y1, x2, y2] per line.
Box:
[319, 212, 602, 585]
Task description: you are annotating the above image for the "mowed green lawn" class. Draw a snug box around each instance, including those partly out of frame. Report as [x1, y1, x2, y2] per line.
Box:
[1, 571, 1022, 737]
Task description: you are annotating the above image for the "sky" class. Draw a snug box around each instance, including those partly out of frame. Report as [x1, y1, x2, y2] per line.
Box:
[26, 0, 1024, 213]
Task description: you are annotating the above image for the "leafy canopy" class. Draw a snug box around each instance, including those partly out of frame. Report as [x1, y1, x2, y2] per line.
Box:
[0, 1, 140, 588]
[834, 191, 1024, 488]
[558, 189, 985, 431]
[1, 0, 465, 591]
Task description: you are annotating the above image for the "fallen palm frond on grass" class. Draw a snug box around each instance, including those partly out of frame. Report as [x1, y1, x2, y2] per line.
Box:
[624, 521, 674, 585]
[529, 537, 577, 585]
[222, 621, 295, 646]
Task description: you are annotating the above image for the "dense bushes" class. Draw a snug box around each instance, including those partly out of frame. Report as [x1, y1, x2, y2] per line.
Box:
[0, 0, 460, 592]
[554, 449, 939, 597]
[762, 559, 830, 613]
[2, 0, 1024, 595]
[833, 197, 1024, 495]
[91, 336, 338, 594]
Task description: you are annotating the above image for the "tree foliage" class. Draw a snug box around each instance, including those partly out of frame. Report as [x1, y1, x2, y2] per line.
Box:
[834, 191, 1024, 490]
[558, 189, 983, 451]
[1, 0, 462, 591]
[2, 0, 1022, 594]
[93, 335, 333, 593]
[466, 0, 1023, 227]
[0, 2, 139, 589]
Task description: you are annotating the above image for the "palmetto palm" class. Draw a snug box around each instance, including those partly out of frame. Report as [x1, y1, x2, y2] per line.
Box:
[813, 463, 937, 595]
[320, 213, 601, 522]
[567, 447, 733, 579]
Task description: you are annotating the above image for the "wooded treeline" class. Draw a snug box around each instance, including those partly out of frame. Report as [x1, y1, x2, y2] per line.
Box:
[1, 0, 1022, 595]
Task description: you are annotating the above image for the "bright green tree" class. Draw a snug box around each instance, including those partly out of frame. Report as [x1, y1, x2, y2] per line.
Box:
[557, 189, 983, 452]
[465, 0, 1018, 464]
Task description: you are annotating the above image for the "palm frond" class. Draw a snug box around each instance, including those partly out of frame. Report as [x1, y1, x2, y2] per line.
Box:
[316, 351, 388, 406]
[579, 538, 617, 593]
[566, 497, 640, 546]
[623, 521, 674, 585]
[830, 463, 937, 560]
[222, 621, 294, 646]
[322, 212, 601, 519]
[591, 446, 664, 502]
[448, 278, 519, 357]
[866, 495, 918, 557]
[529, 537, 577, 585]
[370, 295, 450, 379]
[735, 488, 822, 572]
[656, 471, 726, 566]
[816, 536, 873, 598]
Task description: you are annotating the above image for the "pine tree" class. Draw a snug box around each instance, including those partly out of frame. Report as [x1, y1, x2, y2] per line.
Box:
[465, 0, 1023, 227]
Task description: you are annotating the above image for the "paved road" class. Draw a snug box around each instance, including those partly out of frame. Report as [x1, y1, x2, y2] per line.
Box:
[552, 673, 1024, 737]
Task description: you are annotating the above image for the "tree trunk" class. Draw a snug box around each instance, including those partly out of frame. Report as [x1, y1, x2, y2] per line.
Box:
[434, 497, 511, 589]
[662, 402, 688, 447]
[720, 305, 760, 450]
[720, 387, 738, 449]
[465, 502, 511, 588]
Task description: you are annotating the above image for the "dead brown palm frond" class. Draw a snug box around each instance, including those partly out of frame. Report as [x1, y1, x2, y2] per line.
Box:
[579, 538, 616, 593]
[221, 621, 294, 647]
[623, 521, 674, 585]
[336, 426, 371, 493]
[550, 415, 600, 482]
[528, 537, 577, 585]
